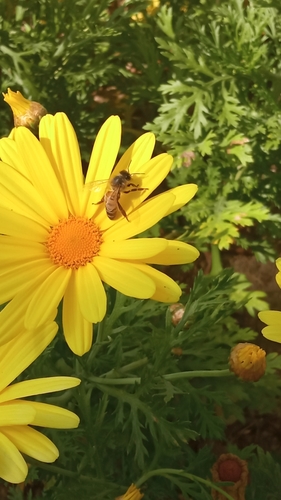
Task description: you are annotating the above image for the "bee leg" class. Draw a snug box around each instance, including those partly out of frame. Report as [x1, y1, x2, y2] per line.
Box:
[123, 187, 148, 193]
[125, 182, 140, 189]
[117, 200, 130, 222]
[92, 197, 104, 205]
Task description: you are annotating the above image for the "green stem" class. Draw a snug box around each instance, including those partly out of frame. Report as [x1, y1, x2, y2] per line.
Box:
[88, 367, 231, 386]
[87, 375, 141, 385]
[162, 369, 232, 381]
[209, 244, 223, 276]
[86, 321, 107, 365]
[135, 469, 234, 500]
[26, 459, 79, 478]
[107, 291, 127, 328]
[103, 357, 148, 377]
[27, 459, 119, 489]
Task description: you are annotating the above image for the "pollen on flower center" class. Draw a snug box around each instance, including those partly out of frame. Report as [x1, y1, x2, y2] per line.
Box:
[46, 217, 102, 269]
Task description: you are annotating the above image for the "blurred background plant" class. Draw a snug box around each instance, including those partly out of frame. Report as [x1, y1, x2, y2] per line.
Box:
[1, 0, 281, 498]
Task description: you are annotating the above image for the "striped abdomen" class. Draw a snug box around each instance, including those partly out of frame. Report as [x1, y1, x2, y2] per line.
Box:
[104, 189, 120, 220]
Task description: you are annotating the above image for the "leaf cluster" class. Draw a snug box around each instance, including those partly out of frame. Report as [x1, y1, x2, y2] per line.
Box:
[145, 0, 281, 255]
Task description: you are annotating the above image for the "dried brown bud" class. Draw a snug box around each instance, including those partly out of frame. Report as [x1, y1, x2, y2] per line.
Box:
[171, 347, 183, 356]
[229, 343, 266, 382]
[211, 453, 249, 500]
[229, 137, 249, 146]
[115, 484, 144, 500]
[169, 303, 185, 326]
[181, 150, 195, 167]
[3, 88, 47, 132]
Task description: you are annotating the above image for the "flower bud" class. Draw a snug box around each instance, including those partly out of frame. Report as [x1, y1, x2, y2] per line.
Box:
[3, 88, 47, 132]
[115, 484, 144, 500]
[211, 453, 249, 500]
[169, 303, 185, 326]
[229, 342, 266, 382]
[171, 347, 183, 356]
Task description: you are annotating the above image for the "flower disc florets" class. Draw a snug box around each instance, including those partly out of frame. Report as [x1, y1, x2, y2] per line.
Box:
[46, 217, 102, 269]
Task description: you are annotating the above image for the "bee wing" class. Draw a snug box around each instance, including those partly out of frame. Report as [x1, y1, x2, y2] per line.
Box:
[84, 179, 109, 193]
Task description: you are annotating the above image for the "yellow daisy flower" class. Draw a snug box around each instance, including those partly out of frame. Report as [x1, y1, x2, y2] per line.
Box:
[0, 321, 80, 484]
[0, 111, 199, 355]
[259, 258, 281, 343]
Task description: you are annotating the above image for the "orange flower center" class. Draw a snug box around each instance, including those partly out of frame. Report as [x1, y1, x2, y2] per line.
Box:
[46, 216, 102, 269]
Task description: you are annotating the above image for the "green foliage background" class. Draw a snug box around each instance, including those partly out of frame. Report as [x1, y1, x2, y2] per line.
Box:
[1, 0, 281, 499]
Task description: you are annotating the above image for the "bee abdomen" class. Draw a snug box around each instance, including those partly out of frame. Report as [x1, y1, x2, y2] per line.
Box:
[104, 191, 118, 220]
[106, 208, 117, 219]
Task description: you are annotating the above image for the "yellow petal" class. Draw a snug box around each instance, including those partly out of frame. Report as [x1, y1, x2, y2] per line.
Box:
[0, 208, 48, 241]
[261, 325, 281, 343]
[130, 263, 182, 302]
[103, 191, 175, 241]
[51, 113, 84, 215]
[143, 240, 199, 265]
[63, 274, 93, 355]
[8, 128, 16, 139]
[0, 377, 81, 404]
[83, 116, 122, 215]
[86, 115, 122, 183]
[0, 185, 49, 227]
[99, 238, 167, 260]
[1, 426, 59, 463]
[94, 256, 156, 298]
[0, 431, 28, 483]
[15, 401, 80, 429]
[276, 258, 281, 272]
[0, 237, 47, 266]
[14, 127, 68, 220]
[0, 403, 35, 426]
[0, 280, 57, 346]
[114, 132, 155, 173]
[258, 310, 281, 325]
[0, 138, 30, 176]
[25, 266, 71, 329]
[0, 295, 27, 345]
[164, 184, 198, 216]
[117, 484, 144, 500]
[276, 271, 281, 289]
[39, 114, 62, 180]
[0, 258, 53, 304]
[76, 264, 107, 323]
[0, 160, 58, 226]
[0, 322, 58, 392]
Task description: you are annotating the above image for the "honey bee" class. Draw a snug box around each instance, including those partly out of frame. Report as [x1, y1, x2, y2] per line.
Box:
[92, 169, 148, 221]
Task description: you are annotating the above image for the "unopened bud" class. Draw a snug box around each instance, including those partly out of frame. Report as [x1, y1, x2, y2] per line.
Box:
[229, 343, 266, 382]
[115, 484, 144, 500]
[169, 303, 185, 326]
[3, 88, 47, 132]
[171, 347, 183, 356]
[211, 453, 249, 500]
